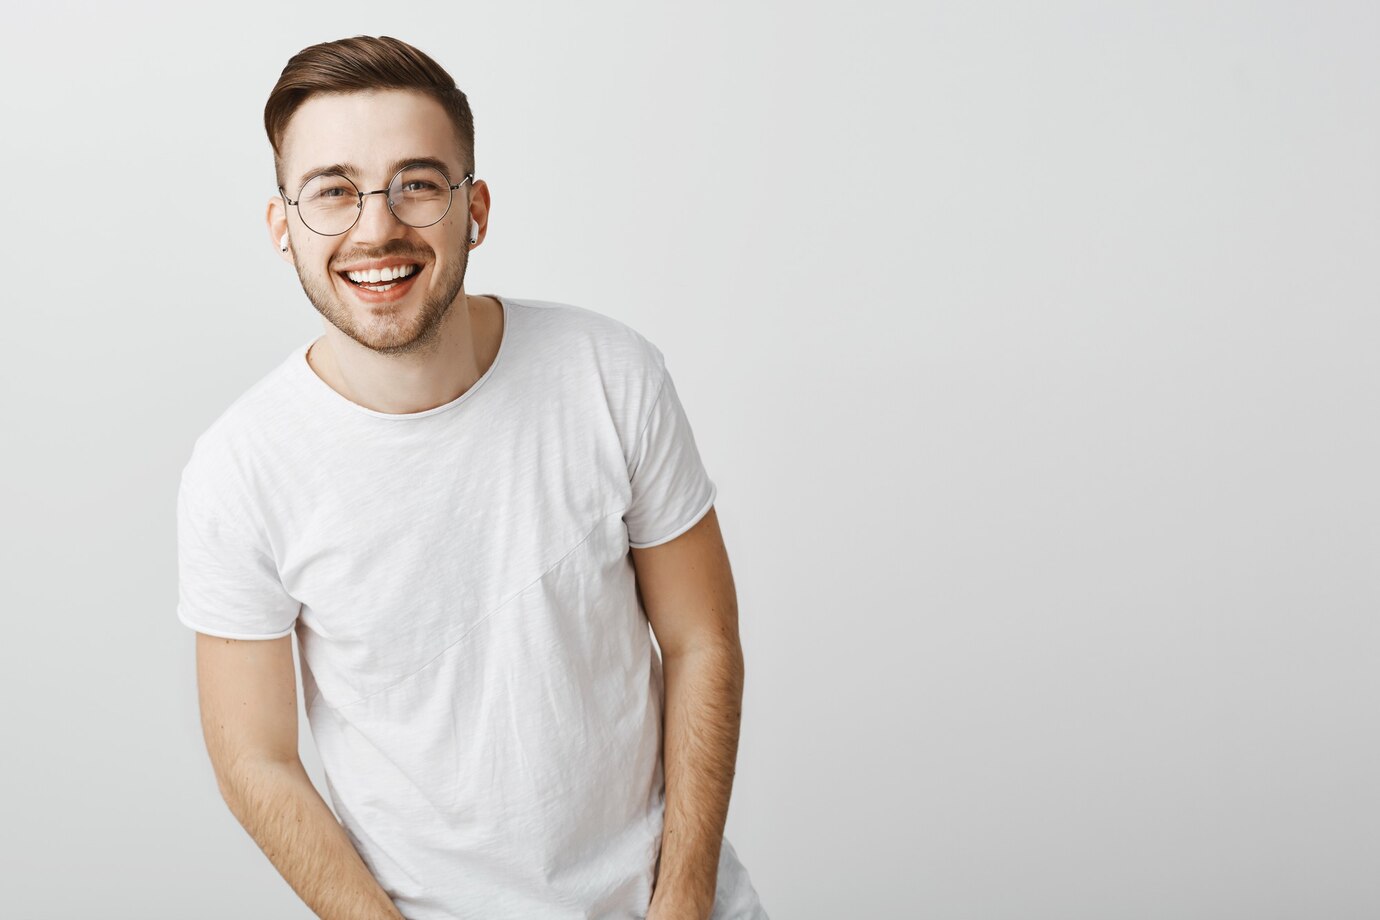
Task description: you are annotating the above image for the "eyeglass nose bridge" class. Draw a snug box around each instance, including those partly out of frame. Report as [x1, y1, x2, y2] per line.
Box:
[353, 187, 399, 228]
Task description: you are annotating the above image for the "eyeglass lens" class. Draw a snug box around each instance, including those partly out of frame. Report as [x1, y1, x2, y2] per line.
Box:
[295, 166, 456, 235]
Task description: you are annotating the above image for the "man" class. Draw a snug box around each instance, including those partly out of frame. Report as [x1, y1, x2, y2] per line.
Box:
[176, 35, 768, 920]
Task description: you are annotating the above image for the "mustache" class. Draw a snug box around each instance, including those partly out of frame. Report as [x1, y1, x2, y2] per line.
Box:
[331, 242, 433, 268]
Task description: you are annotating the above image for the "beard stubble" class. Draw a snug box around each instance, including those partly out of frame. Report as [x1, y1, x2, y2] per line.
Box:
[296, 239, 469, 357]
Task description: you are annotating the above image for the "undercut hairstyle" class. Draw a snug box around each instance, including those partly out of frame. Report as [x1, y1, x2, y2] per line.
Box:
[264, 35, 476, 188]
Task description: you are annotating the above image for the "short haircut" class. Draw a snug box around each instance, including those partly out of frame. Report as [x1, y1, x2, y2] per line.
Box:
[264, 35, 475, 187]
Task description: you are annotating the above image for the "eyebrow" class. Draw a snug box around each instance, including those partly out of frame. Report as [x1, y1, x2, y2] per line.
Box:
[295, 156, 458, 190]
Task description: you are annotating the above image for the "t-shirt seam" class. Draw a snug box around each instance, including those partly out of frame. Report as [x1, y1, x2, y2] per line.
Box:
[629, 362, 670, 475]
[176, 608, 294, 641]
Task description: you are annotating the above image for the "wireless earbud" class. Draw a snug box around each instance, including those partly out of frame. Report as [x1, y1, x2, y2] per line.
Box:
[280, 233, 289, 252]
[469, 219, 478, 245]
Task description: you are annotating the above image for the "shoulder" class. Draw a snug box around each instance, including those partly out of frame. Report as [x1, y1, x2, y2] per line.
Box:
[503, 295, 659, 357]
[499, 296, 671, 457]
[502, 296, 666, 380]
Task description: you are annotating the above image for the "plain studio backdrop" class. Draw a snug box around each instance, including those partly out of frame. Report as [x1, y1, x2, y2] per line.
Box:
[1, 1, 1376, 917]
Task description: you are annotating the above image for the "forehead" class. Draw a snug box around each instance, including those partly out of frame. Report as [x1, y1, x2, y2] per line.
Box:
[280, 89, 462, 181]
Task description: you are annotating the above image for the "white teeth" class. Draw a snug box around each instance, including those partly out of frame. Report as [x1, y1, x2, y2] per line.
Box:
[345, 264, 419, 284]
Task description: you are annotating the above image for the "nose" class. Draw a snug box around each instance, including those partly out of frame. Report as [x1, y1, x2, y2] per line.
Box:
[350, 189, 409, 244]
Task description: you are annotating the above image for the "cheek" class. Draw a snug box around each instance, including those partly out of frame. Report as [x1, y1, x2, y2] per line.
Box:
[309, 245, 343, 274]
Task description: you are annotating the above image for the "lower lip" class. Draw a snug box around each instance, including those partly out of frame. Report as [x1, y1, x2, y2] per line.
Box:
[338, 268, 423, 305]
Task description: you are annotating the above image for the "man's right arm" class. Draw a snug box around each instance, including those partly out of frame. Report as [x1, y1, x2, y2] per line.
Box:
[195, 631, 406, 920]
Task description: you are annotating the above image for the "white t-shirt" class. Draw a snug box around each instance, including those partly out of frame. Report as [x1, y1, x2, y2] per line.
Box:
[177, 295, 768, 919]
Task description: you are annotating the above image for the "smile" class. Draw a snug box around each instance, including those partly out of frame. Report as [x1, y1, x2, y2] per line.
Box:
[340, 263, 421, 291]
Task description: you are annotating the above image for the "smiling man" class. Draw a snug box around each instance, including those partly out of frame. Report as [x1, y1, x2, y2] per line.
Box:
[176, 35, 768, 920]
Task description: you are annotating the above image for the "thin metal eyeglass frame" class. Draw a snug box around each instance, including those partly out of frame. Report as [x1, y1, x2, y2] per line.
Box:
[279, 167, 476, 236]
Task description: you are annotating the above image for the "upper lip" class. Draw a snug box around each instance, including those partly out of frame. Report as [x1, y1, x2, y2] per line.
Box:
[335, 259, 424, 273]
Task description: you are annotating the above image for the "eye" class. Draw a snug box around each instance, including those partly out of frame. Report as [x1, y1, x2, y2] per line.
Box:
[302, 175, 357, 203]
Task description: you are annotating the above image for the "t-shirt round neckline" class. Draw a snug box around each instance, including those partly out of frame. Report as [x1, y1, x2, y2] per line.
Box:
[291, 294, 511, 421]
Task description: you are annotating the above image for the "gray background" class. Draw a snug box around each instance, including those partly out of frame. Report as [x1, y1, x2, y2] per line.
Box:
[2, 0, 1376, 917]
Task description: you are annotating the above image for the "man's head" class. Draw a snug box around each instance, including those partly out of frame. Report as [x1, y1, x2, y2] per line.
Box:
[264, 36, 488, 355]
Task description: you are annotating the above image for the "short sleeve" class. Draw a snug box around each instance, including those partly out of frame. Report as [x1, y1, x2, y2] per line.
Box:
[176, 463, 300, 640]
[623, 361, 718, 549]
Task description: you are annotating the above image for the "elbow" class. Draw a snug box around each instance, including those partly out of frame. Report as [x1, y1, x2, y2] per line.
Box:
[664, 638, 745, 698]
[664, 634, 743, 667]
[211, 752, 302, 810]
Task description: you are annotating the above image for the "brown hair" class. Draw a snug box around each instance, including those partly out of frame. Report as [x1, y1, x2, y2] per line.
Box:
[264, 35, 475, 186]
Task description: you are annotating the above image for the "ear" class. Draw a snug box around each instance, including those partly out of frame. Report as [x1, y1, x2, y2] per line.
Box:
[266, 196, 293, 264]
[466, 178, 492, 249]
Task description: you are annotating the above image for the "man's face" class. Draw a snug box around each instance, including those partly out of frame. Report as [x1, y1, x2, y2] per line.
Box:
[271, 89, 476, 355]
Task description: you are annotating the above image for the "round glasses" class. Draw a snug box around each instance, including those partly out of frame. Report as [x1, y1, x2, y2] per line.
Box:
[280, 165, 475, 236]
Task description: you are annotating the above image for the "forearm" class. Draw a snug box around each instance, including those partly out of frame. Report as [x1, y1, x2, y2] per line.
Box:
[218, 758, 405, 920]
[650, 642, 745, 918]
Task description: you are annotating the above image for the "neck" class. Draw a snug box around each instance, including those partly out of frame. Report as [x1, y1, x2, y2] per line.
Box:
[307, 292, 502, 415]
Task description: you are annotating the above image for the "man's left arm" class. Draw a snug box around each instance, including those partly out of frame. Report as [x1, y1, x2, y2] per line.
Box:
[631, 505, 744, 920]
